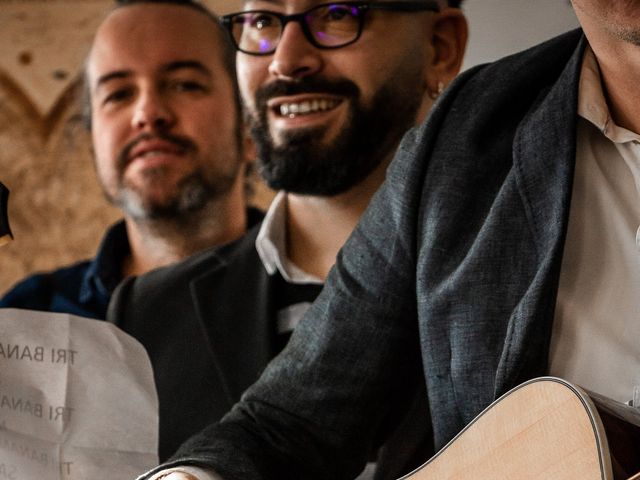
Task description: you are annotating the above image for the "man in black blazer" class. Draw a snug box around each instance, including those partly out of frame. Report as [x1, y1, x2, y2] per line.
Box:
[138, 0, 640, 479]
[0, 0, 257, 320]
[108, 0, 468, 475]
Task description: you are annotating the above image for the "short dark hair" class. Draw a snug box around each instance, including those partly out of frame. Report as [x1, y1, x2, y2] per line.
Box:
[82, 0, 240, 130]
[447, 0, 464, 7]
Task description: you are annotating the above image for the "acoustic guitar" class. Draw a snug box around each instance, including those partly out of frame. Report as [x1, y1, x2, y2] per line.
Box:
[0, 182, 12, 246]
[399, 377, 640, 480]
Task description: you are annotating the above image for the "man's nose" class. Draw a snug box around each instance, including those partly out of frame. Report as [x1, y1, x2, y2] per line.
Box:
[131, 90, 175, 131]
[268, 21, 323, 80]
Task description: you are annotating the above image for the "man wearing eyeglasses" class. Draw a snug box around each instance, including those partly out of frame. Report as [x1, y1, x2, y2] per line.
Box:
[114, 0, 466, 479]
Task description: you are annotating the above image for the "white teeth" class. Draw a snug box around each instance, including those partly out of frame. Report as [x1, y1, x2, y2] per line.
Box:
[278, 99, 339, 118]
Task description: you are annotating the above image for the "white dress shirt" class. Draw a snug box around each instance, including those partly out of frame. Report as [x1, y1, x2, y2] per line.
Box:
[549, 47, 640, 404]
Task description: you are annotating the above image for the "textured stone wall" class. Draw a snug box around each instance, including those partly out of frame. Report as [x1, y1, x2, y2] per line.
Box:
[0, 0, 272, 294]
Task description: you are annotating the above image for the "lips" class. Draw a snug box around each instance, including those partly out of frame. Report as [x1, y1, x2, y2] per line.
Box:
[128, 139, 185, 162]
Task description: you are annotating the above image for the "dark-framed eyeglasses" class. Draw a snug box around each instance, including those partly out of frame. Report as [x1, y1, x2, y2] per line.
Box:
[221, 1, 441, 56]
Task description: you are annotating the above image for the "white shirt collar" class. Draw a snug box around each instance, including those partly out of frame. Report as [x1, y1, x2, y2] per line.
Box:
[578, 46, 640, 144]
[255, 191, 323, 285]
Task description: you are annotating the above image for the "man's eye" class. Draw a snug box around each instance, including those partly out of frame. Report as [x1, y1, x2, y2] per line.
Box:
[103, 89, 132, 104]
[324, 5, 356, 21]
[172, 81, 207, 92]
[250, 14, 276, 30]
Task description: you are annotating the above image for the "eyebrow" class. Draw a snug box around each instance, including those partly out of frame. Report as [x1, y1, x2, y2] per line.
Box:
[94, 61, 212, 91]
[95, 70, 132, 90]
[163, 60, 212, 77]
[244, 0, 284, 8]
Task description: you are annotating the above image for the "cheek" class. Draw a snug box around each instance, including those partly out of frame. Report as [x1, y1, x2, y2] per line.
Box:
[360, 49, 424, 101]
[91, 116, 123, 181]
[189, 102, 239, 148]
[92, 111, 125, 150]
[326, 50, 383, 99]
[236, 58, 268, 113]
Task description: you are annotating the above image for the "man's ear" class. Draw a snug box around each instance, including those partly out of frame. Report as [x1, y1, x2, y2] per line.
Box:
[426, 8, 468, 93]
[242, 128, 257, 166]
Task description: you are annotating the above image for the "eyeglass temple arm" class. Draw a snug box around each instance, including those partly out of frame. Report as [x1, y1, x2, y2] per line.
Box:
[366, 1, 441, 13]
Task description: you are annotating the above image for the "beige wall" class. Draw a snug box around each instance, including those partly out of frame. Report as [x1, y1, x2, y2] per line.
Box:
[0, 0, 271, 294]
[462, 0, 578, 71]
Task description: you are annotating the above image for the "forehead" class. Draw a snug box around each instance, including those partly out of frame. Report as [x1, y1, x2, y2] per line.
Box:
[242, 0, 435, 12]
[243, 0, 336, 11]
[88, 4, 223, 82]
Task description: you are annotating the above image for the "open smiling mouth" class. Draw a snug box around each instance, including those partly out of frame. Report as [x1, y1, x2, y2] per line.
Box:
[275, 98, 342, 118]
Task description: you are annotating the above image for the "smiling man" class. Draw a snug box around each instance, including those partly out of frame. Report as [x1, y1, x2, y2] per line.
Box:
[0, 0, 258, 319]
[233, 0, 465, 281]
[109, 0, 467, 477]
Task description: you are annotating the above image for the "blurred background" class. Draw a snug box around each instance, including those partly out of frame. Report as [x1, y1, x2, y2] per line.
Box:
[0, 0, 578, 292]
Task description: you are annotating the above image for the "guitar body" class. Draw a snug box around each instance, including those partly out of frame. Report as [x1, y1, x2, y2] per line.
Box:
[399, 377, 615, 480]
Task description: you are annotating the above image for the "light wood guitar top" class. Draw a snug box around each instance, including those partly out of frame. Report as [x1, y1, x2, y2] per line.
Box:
[399, 377, 640, 480]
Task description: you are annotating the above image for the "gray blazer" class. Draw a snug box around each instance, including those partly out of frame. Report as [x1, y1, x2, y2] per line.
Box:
[143, 29, 586, 480]
[108, 224, 298, 460]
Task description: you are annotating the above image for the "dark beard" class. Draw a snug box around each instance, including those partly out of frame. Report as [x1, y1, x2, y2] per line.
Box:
[248, 76, 422, 196]
[118, 168, 233, 221]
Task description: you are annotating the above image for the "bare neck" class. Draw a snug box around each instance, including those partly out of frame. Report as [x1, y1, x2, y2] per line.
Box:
[587, 30, 640, 134]
[285, 158, 389, 280]
[122, 188, 247, 278]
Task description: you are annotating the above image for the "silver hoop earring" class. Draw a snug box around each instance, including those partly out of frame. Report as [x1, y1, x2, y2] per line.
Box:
[429, 81, 445, 100]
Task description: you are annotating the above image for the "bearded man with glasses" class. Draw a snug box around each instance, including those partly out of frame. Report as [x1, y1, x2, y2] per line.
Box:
[128, 0, 640, 478]
[222, 1, 442, 55]
[116, 0, 466, 479]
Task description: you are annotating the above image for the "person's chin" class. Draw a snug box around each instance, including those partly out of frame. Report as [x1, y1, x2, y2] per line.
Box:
[271, 124, 342, 151]
[119, 187, 175, 216]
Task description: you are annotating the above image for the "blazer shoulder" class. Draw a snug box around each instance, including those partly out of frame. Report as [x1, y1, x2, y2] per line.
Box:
[448, 29, 584, 108]
[146, 222, 262, 284]
[107, 222, 263, 323]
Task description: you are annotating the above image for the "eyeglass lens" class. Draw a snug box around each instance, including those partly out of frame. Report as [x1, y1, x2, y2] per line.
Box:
[230, 4, 364, 54]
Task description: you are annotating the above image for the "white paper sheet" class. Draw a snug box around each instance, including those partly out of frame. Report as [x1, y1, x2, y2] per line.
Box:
[0, 308, 159, 479]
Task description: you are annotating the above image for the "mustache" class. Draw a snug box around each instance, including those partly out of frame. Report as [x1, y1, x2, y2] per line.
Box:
[254, 77, 360, 108]
[117, 133, 197, 172]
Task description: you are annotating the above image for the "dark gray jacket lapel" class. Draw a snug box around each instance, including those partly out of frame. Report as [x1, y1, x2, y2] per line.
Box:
[106, 224, 273, 460]
[494, 36, 587, 396]
[190, 232, 274, 404]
